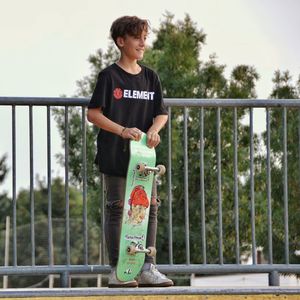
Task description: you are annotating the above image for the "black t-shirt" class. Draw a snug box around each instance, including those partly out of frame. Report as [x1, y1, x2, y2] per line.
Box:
[88, 63, 168, 176]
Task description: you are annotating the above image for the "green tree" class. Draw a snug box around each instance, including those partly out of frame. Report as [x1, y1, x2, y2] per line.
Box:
[76, 45, 119, 97]
[0, 176, 100, 288]
[52, 45, 120, 226]
[143, 13, 206, 98]
[0, 154, 10, 232]
[0, 154, 8, 184]
[0, 156, 10, 283]
[256, 70, 300, 267]
[142, 13, 260, 265]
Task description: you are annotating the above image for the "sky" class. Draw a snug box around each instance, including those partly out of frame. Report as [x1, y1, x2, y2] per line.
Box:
[1, 0, 300, 195]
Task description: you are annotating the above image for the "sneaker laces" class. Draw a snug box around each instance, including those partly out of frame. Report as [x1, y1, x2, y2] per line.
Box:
[150, 265, 167, 279]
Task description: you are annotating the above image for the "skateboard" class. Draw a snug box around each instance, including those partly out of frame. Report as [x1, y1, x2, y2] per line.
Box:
[116, 133, 165, 282]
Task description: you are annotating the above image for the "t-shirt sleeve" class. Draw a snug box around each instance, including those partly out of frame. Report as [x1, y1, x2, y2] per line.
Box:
[153, 75, 168, 116]
[88, 71, 110, 109]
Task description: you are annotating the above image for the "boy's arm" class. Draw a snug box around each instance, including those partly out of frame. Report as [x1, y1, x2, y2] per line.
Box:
[87, 108, 142, 140]
[147, 114, 168, 148]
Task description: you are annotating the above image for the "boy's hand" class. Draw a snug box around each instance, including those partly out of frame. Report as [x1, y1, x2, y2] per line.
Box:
[121, 127, 142, 141]
[146, 130, 160, 148]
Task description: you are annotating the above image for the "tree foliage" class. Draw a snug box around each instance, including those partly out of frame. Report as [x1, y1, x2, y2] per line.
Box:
[255, 70, 300, 266]
[0, 154, 10, 233]
[0, 176, 100, 288]
[0, 154, 8, 184]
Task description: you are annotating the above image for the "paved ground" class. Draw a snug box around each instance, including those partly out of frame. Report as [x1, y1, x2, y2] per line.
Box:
[1, 287, 300, 299]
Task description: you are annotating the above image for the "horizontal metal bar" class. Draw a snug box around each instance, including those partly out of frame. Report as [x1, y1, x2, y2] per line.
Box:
[165, 98, 300, 107]
[0, 97, 88, 106]
[0, 265, 111, 275]
[158, 264, 300, 274]
[1, 264, 300, 275]
[2, 96, 300, 107]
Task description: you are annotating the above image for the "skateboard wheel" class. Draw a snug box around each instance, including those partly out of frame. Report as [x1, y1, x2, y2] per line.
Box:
[127, 245, 137, 255]
[136, 163, 146, 172]
[156, 165, 166, 175]
[147, 246, 157, 257]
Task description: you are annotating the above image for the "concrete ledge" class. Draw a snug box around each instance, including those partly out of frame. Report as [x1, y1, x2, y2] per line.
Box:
[0, 287, 300, 298]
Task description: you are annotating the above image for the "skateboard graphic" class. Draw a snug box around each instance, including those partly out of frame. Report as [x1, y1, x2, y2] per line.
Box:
[116, 133, 165, 282]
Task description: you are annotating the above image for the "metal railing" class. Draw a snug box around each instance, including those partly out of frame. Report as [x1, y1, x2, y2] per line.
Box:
[1, 96, 300, 288]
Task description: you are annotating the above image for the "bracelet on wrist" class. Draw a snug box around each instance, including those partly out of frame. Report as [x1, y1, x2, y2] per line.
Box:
[120, 127, 127, 137]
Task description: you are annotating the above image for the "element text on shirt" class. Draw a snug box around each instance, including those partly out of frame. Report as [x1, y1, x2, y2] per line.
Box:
[123, 89, 155, 100]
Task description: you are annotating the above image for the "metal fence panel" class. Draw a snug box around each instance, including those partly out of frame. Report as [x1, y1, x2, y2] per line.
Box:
[1, 97, 300, 288]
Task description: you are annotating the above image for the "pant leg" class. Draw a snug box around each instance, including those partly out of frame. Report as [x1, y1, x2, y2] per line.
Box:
[104, 174, 159, 266]
[145, 176, 159, 264]
[104, 175, 126, 267]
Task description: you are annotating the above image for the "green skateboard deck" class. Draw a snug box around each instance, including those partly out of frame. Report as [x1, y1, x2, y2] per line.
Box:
[116, 133, 157, 282]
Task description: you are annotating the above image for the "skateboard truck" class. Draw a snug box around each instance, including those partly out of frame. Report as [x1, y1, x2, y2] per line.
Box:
[136, 163, 166, 176]
[127, 242, 157, 257]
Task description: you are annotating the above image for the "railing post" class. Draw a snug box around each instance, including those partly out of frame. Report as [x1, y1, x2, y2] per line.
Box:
[269, 271, 280, 286]
[60, 271, 71, 288]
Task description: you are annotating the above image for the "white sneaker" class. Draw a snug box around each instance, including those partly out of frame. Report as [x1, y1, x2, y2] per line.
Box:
[108, 269, 138, 288]
[137, 264, 174, 287]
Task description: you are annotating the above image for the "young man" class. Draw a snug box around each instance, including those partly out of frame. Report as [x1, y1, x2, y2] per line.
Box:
[87, 16, 173, 288]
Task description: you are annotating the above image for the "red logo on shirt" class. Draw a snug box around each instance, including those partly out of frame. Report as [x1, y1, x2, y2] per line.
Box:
[113, 88, 123, 100]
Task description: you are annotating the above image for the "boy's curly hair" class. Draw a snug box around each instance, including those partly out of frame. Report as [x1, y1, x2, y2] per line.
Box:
[110, 16, 149, 48]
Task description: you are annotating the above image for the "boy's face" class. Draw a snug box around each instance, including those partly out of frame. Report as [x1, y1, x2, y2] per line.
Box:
[117, 30, 148, 61]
